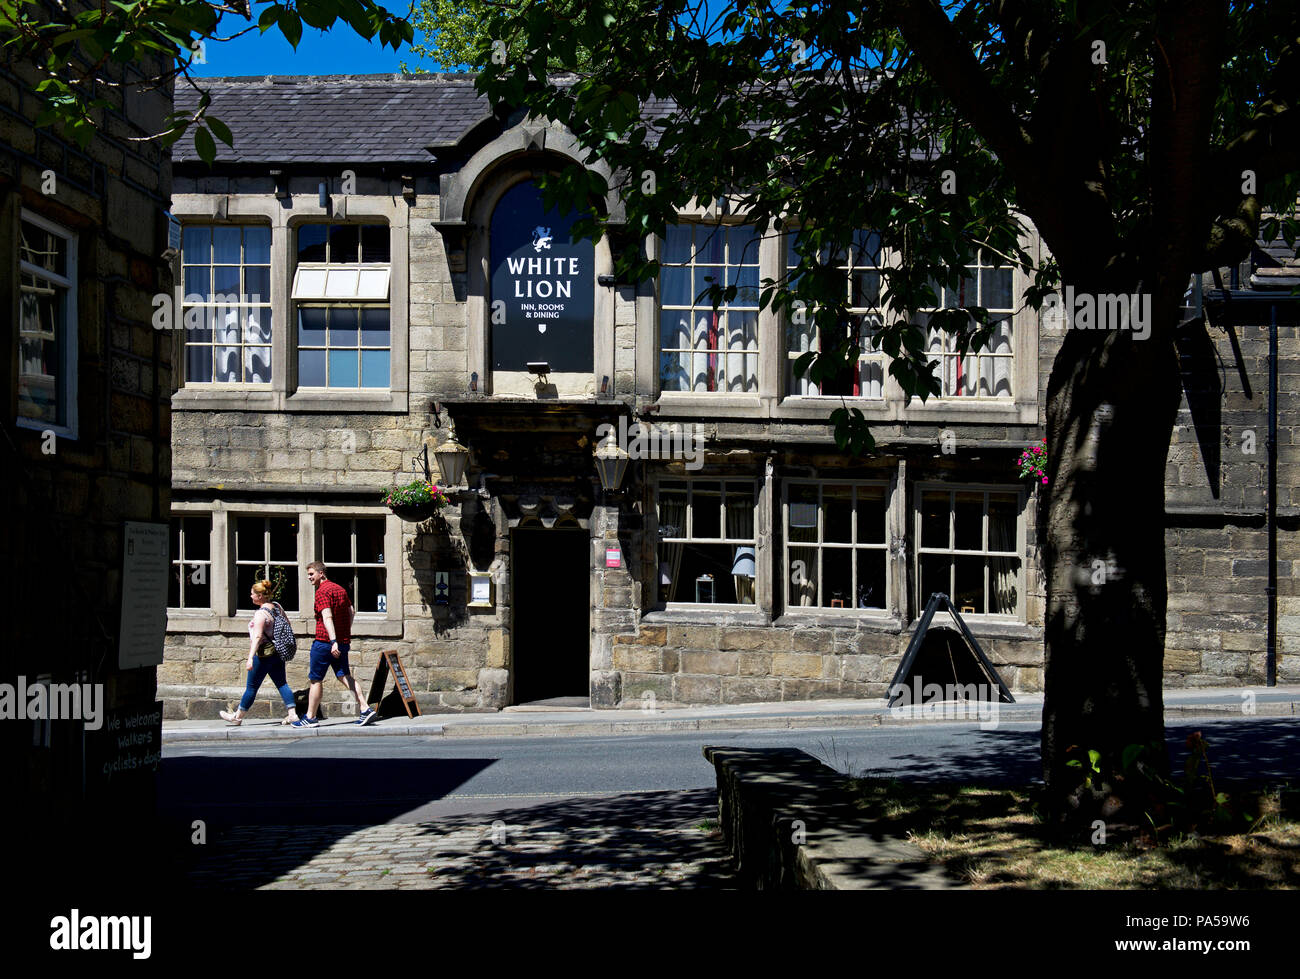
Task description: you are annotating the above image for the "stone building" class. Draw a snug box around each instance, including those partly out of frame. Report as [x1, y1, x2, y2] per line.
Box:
[161, 73, 1296, 719]
[1, 46, 173, 834]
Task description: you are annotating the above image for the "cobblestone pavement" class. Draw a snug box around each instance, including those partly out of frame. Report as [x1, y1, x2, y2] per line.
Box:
[181, 789, 739, 889]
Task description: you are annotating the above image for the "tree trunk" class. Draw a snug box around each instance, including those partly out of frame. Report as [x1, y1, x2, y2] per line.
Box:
[1040, 283, 1185, 826]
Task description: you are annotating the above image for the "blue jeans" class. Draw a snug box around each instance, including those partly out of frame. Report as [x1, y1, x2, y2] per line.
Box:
[240, 654, 296, 712]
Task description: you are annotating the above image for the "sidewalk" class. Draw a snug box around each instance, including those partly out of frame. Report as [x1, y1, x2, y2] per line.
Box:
[161, 685, 1300, 743]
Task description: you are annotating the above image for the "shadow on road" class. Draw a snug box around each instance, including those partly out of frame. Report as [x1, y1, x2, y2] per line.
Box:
[176, 787, 737, 890]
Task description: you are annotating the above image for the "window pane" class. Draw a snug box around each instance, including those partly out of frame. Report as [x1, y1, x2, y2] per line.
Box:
[299, 307, 327, 345]
[212, 227, 241, 265]
[660, 267, 692, 307]
[299, 349, 326, 386]
[329, 224, 360, 262]
[245, 307, 272, 344]
[168, 563, 181, 610]
[184, 563, 211, 609]
[856, 550, 886, 609]
[184, 266, 209, 299]
[679, 543, 736, 603]
[360, 350, 389, 388]
[823, 548, 852, 608]
[245, 266, 270, 304]
[268, 516, 297, 561]
[954, 556, 985, 614]
[322, 519, 352, 564]
[920, 553, 951, 603]
[183, 516, 211, 560]
[213, 265, 240, 296]
[276, 568, 299, 612]
[663, 225, 693, 265]
[723, 483, 754, 540]
[789, 546, 818, 607]
[235, 517, 265, 561]
[856, 487, 886, 544]
[954, 492, 984, 551]
[214, 345, 240, 382]
[186, 344, 213, 383]
[823, 485, 852, 543]
[921, 491, 950, 548]
[357, 567, 387, 613]
[657, 483, 687, 538]
[728, 225, 760, 265]
[356, 520, 384, 564]
[989, 557, 1021, 615]
[329, 349, 359, 387]
[244, 226, 271, 264]
[981, 266, 1013, 308]
[182, 226, 211, 264]
[360, 307, 390, 346]
[692, 482, 721, 538]
[298, 224, 328, 263]
[361, 225, 390, 263]
[988, 493, 1018, 552]
[328, 307, 358, 346]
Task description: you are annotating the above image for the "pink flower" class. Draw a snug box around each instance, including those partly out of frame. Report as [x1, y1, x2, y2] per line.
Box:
[1041, 476, 1048, 484]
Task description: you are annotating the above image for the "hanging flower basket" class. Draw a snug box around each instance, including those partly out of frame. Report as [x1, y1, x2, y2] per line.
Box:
[383, 480, 451, 522]
[1017, 438, 1048, 486]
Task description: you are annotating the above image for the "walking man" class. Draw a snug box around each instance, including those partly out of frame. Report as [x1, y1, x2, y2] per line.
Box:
[293, 561, 378, 727]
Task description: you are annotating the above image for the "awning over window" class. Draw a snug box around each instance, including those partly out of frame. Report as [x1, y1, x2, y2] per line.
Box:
[292, 266, 389, 300]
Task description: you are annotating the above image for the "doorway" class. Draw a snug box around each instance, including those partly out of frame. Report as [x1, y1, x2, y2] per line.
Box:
[511, 525, 590, 705]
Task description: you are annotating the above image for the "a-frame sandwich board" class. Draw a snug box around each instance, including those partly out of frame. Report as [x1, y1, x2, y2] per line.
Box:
[886, 591, 1015, 707]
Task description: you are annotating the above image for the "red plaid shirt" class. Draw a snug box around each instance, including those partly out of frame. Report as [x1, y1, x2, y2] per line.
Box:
[314, 579, 352, 643]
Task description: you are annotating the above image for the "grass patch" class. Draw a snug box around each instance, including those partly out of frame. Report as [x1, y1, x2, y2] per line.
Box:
[850, 779, 1300, 889]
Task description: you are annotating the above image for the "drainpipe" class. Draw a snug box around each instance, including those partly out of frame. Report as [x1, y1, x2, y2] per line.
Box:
[1267, 303, 1277, 686]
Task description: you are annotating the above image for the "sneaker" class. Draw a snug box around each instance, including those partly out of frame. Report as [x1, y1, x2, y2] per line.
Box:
[290, 716, 319, 728]
[357, 708, 378, 726]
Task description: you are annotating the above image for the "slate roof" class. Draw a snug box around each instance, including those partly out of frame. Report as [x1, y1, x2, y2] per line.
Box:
[171, 74, 493, 165]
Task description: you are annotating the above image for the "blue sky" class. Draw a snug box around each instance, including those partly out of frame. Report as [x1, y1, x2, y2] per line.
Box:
[190, 6, 427, 78]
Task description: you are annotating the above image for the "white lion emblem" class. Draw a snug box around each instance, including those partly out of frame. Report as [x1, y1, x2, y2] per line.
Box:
[532, 226, 553, 252]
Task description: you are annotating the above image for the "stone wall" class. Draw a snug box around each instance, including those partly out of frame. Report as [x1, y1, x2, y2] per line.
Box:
[1, 53, 173, 810]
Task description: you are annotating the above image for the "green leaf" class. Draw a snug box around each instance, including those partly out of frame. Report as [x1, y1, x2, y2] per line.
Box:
[194, 126, 216, 165]
[207, 116, 233, 147]
[279, 10, 303, 48]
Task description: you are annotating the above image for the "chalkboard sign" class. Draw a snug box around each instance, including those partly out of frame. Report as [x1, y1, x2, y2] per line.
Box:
[368, 649, 420, 718]
[84, 701, 164, 789]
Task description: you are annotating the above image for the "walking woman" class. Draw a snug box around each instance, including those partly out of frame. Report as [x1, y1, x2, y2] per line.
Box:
[220, 579, 300, 725]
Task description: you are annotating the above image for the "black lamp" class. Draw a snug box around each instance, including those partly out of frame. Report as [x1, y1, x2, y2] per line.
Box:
[594, 429, 630, 493]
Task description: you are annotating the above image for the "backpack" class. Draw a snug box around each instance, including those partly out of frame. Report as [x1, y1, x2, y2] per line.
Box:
[263, 602, 297, 662]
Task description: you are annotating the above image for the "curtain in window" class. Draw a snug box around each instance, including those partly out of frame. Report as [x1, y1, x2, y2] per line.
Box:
[989, 512, 1018, 614]
[726, 494, 756, 605]
[658, 497, 686, 601]
[788, 519, 818, 606]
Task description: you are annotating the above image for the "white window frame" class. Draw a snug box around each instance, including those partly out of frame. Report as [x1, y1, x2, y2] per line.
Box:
[179, 222, 274, 386]
[782, 478, 892, 614]
[317, 515, 390, 615]
[656, 475, 761, 609]
[913, 482, 1025, 622]
[784, 229, 888, 400]
[169, 514, 213, 611]
[292, 221, 392, 391]
[918, 251, 1017, 400]
[232, 513, 303, 614]
[657, 221, 763, 395]
[17, 210, 78, 439]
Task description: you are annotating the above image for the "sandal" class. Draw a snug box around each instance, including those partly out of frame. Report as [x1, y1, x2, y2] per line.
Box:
[219, 709, 243, 726]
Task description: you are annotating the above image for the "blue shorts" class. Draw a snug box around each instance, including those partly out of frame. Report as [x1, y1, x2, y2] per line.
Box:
[308, 639, 352, 683]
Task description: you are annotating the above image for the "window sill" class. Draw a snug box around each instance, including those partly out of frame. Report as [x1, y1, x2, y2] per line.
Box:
[775, 610, 903, 630]
[286, 389, 408, 413]
[642, 605, 769, 626]
[16, 415, 77, 440]
[653, 394, 764, 419]
[173, 388, 278, 412]
[904, 617, 1038, 640]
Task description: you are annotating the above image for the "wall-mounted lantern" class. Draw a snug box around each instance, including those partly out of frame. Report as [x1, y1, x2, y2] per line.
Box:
[434, 572, 450, 605]
[594, 428, 630, 494]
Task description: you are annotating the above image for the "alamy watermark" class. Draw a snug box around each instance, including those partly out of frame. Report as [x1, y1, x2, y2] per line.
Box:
[50, 910, 150, 959]
[595, 416, 705, 471]
[888, 678, 1001, 730]
[1043, 285, 1152, 340]
[151, 289, 264, 331]
[0, 676, 103, 730]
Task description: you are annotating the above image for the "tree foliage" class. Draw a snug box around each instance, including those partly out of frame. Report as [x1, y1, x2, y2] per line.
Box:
[0, 0, 412, 159]
[473, 0, 1300, 822]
